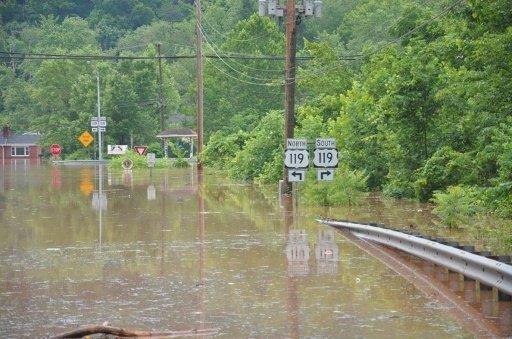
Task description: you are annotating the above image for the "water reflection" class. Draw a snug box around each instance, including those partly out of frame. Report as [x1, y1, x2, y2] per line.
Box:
[286, 229, 310, 278]
[0, 166, 497, 337]
[315, 229, 339, 275]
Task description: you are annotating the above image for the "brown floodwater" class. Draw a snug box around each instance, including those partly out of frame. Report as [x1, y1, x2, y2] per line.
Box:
[0, 163, 505, 337]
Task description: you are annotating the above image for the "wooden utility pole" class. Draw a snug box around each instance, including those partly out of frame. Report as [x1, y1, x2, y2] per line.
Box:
[283, 0, 298, 194]
[156, 43, 165, 131]
[195, 0, 204, 170]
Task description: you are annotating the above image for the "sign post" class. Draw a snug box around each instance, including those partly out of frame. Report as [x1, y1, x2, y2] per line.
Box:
[313, 138, 338, 181]
[91, 116, 107, 160]
[284, 138, 308, 182]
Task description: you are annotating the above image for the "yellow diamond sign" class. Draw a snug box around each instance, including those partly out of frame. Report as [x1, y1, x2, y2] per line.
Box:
[78, 131, 94, 147]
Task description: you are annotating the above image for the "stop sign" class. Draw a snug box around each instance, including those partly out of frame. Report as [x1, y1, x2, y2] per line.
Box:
[50, 144, 61, 156]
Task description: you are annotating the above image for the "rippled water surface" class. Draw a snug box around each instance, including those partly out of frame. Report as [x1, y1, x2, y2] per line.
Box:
[0, 164, 479, 337]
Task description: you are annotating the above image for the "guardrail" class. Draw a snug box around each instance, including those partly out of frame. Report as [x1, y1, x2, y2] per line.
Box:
[317, 219, 512, 297]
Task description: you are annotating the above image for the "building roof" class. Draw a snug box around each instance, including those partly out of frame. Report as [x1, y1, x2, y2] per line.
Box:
[157, 128, 197, 138]
[0, 133, 41, 146]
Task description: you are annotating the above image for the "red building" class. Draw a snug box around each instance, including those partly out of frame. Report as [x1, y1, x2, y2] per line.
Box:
[0, 126, 42, 162]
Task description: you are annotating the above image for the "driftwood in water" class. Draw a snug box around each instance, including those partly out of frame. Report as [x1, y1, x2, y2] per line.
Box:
[52, 325, 219, 338]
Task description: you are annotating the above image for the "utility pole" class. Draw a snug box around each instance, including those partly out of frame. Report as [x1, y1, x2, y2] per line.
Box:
[195, 0, 204, 170]
[283, 0, 298, 194]
[258, 0, 323, 194]
[96, 69, 102, 162]
[156, 43, 165, 131]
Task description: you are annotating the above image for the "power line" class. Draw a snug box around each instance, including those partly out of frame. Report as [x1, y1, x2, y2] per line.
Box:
[195, 0, 274, 43]
[200, 24, 287, 83]
[0, 50, 314, 61]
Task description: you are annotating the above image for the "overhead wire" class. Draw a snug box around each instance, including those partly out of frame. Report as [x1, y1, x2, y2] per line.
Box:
[194, 0, 274, 43]
[292, 0, 466, 83]
[199, 23, 286, 83]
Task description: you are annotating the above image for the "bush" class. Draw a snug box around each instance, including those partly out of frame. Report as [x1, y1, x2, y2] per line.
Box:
[201, 130, 247, 169]
[229, 110, 283, 181]
[302, 166, 367, 206]
[65, 149, 93, 160]
[431, 185, 482, 228]
[109, 150, 171, 169]
[383, 176, 415, 199]
[414, 147, 476, 202]
[173, 157, 189, 168]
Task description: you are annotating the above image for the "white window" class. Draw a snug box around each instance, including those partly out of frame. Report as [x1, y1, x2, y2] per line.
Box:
[11, 146, 29, 156]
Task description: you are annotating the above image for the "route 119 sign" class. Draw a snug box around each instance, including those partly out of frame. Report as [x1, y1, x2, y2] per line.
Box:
[314, 138, 338, 181]
[284, 149, 309, 168]
[284, 138, 309, 182]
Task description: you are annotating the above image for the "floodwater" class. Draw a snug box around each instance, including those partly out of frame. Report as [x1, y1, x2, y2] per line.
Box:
[0, 163, 506, 337]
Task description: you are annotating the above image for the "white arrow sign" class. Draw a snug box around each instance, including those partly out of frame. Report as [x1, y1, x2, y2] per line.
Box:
[284, 149, 309, 168]
[317, 168, 334, 181]
[313, 148, 338, 168]
[288, 169, 306, 182]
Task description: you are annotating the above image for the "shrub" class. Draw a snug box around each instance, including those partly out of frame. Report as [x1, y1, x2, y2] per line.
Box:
[414, 147, 476, 202]
[109, 150, 171, 169]
[65, 149, 92, 160]
[201, 130, 247, 169]
[229, 110, 283, 181]
[431, 185, 482, 228]
[302, 166, 367, 206]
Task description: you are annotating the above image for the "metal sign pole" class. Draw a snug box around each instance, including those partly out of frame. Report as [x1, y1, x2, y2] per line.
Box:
[96, 70, 102, 162]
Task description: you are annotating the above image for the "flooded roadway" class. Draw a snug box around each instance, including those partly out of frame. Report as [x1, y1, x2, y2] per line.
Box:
[0, 163, 506, 337]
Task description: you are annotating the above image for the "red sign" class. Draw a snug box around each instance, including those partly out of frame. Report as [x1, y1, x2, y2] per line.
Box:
[134, 146, 148, 156]
[50, 144, 61, 156]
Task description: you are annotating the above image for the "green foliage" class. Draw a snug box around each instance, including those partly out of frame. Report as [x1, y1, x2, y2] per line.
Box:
[303, 167, 367, 206]
[109, 150, 171, 169]
[414, 147, 476, 201]
[201, 130, 247, 169]
[229, 110, 282, 182]
[431, 185, 482, 228]
[65, 149, 92, 160]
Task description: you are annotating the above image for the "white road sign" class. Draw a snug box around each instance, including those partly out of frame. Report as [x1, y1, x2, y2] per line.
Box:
[147, 153, 156, 167]
[317, 168, 335, 181]
[313, 148, 338, 168]
[99, 120, 107, 127]
[284, 149, 309, 168]
[91, 120, 99, 127]
[316, 138, 336, 149]
[92, 127, 98, 132]
[107, 145, 128, 155]
[288, 169, 306, 182]
[286, 138, 307, 150]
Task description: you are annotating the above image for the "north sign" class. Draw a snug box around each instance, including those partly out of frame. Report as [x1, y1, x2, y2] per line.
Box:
[284, 149, 309, 168]
[286, 138, 307, 150]
[313, 148, 338, 168]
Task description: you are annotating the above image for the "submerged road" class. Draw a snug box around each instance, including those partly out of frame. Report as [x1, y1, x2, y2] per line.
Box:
[0, 163, 509, 337]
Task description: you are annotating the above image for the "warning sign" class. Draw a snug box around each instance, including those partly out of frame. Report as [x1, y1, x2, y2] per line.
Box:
[78, 131, 94, 147]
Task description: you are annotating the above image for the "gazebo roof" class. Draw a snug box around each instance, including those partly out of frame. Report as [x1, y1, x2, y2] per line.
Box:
[156, 128, 197, 138]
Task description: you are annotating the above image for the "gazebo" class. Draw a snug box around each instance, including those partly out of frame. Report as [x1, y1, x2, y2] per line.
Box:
[156, 128, 198, 158]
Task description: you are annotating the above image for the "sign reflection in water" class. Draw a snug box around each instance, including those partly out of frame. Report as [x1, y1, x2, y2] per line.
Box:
[315, 229, 339, 275]
[286, 229, 310, 277]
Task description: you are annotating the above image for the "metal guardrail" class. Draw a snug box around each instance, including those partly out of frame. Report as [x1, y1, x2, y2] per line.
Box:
[317, 219, 512, 296]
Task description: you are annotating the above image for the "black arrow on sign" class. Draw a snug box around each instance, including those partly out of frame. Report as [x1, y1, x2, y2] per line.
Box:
[291, 171, 303, 180]
[320, 170, 332, 180]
